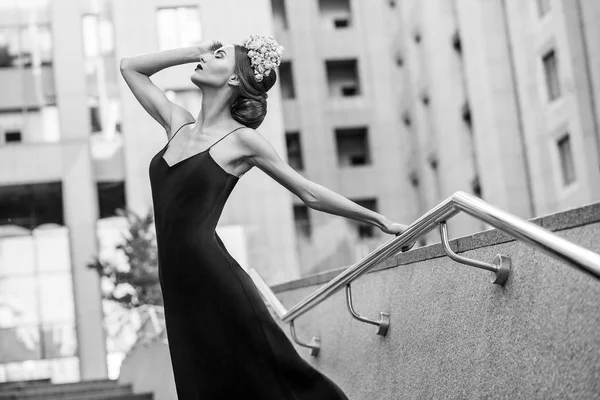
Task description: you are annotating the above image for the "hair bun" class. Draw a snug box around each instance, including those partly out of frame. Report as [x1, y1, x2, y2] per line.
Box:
[231, 93, 267, 130]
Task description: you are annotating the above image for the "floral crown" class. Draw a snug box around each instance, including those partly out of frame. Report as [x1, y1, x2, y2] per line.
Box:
[241, 34, 284, 83]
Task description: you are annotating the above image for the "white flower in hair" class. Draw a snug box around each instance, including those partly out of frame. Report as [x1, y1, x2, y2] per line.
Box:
[241, 34, 285, 82]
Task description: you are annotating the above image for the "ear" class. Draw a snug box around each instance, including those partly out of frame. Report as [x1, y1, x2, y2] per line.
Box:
[228, 74, 240, 87]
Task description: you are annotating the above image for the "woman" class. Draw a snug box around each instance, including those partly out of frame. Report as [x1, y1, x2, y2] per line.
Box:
[120, 35, 412, 399]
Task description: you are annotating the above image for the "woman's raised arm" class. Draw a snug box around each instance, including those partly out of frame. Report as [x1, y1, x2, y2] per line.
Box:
[119, 42, 219, 138]
[237, 128, 409, 236]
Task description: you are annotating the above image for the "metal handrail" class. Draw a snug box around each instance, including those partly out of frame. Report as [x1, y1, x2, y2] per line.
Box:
[249, 191, 600, 326]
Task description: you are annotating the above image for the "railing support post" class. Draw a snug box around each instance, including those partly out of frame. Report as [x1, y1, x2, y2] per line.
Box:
[289, 320, 320, 357]
[345, 283, 390, 336]
[438, 221, 511, 285]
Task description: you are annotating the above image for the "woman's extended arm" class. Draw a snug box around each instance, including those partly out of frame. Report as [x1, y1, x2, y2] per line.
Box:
[237, 128, 409, 235]
[119, 41, 219, 136]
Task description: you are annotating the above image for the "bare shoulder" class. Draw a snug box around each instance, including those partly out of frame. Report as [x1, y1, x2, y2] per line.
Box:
[235, 127, 273, 164]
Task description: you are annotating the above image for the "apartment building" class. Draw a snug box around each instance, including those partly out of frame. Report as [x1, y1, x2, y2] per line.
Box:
[390, 0, 600, 235]
[275, 0, 600, 272]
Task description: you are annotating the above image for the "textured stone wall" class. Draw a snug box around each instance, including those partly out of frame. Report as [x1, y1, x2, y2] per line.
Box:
[271, 203, 600, 399]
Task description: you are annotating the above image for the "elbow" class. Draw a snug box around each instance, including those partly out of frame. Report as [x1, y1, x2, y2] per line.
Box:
[119, 57, 130, 71]
[301, 185, 320, 210]
[303, 196, 319, 210]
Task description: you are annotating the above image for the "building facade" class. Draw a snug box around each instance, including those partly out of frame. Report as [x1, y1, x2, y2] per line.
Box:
[389, 0, 600, 238]
[274, 0, 600, 274]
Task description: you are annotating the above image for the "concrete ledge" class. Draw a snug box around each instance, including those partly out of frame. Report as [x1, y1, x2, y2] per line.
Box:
[271, 201, 600, 293]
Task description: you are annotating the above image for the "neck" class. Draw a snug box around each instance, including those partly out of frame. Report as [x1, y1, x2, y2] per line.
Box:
[195, 86, 235, 131]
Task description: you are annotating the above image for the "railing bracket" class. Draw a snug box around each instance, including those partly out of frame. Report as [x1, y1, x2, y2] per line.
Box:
[289, 319, 320, 357]
[439, 222, 511, 285]
[345, 283, 390, 336]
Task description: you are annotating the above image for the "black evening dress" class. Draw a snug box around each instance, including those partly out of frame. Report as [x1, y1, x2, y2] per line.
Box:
[148, 121, 350, 399]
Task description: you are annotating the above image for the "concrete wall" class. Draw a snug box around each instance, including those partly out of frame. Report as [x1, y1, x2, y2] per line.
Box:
[270, 201, 600, 399]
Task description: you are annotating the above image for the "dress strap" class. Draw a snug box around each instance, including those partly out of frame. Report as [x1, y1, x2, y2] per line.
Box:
[207, 126, 245, 150]
[167, 121, 195, 146]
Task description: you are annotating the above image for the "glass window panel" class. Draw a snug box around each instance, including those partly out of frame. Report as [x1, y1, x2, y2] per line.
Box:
[0, 276, 39, 328]
[0, 324, 42, 363]
[557, 134, 576, 185]
[33, 225, 71, 273]
[36, 25, 52, 65]
[38, 273, 74, 323]
[99, 19, 114, 55]
[50, 356, 79, 383]
[82, 14, 99, 58]
[0, 27, 19, 68]
[157, 7, 201, 50]
[0, 358, 50, 383]
[42, 322, 77, 358]
[542, 49, 560, 101]
[0, 234, 35, 277]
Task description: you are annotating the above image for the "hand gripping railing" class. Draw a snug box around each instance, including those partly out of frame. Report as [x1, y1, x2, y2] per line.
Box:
[248, 191, 600, 356]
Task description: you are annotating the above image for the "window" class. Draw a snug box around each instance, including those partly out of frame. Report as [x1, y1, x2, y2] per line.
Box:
[351, 198, 377, 238]
[0, 224, 78, 381]
[285, 132, 303, 170]
[5, 130, 21, 143]
[0, 109, 60, 143]
[408, 171, 426, 247]
[395, 52, 404, 67]
[0, 182, 64, 230]
[271, 0, 289, 30]
[0, 24, 53, 68]
[428, 153, 442, 200]
[97, 181, 126, 218]
[537, 0, 551, 17]
[157, 6, 201, 50]
[318, 0, 352, 30]
[89, 105, 102, 133]
[413, 31, 421, 44]
[462, 102, 472, 130]
[293, 204, 311, 238]
[326, 59, 360, 97]
[82, 14, 114, 58]
[471, 175, 482, 197]
[451, 31, 462, 54]
[402, 111, 412, 127]
[557, 134, 575, 185]
[420, 90, 430, 106]
[335, 127, 371, 166]
[542, 49, 560, 101]
[279, 61, 295, 99]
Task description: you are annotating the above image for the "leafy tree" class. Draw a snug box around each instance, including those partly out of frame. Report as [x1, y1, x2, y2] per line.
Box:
[88, 208, 162, 309]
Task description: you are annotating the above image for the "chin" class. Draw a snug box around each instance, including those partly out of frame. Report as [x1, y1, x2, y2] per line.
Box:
[190, 75, 204, 88]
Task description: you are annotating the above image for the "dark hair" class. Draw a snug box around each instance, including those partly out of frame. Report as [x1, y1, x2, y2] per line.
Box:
[230, 44, 277, 129]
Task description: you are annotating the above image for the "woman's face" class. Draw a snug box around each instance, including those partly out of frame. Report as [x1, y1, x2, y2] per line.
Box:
[191, 44, 237, 88]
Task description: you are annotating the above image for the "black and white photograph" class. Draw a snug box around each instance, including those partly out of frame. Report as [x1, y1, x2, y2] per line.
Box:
[0, 0, 599, 399]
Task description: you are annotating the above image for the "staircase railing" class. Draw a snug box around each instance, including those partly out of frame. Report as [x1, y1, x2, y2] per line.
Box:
[248, 191, 600, 356]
